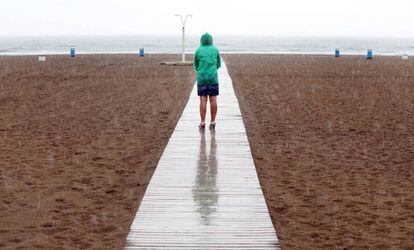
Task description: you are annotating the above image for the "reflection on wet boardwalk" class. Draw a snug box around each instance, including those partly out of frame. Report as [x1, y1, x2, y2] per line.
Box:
[193, 130, 218, 226]
[124, 62, 280, 249]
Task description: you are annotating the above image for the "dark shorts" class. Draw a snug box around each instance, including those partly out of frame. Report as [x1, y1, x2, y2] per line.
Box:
[197, 84, 219, 96]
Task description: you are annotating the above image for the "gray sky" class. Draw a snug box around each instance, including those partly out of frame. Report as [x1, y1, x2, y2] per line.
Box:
[1, 0, 413, 37]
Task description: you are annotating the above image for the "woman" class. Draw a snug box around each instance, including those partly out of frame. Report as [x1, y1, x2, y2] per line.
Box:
[193, 33, 221, 130]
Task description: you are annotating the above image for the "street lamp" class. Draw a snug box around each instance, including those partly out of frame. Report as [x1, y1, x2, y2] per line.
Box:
[175, 14, 192, 62]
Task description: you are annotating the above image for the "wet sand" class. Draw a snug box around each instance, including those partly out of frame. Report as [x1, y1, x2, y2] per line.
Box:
[0, 55, 195, 249]
[224, 55, 414, 249]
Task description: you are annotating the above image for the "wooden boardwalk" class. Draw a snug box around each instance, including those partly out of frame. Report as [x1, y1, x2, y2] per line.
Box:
[124, 62, 280, 249]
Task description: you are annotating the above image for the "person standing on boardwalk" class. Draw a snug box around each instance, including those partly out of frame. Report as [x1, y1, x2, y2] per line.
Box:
[194, 33, 221, 130]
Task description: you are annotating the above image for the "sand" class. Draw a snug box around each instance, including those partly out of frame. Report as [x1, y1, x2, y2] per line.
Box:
[224, 55, 414, 249]
[0, 54, 195, 249]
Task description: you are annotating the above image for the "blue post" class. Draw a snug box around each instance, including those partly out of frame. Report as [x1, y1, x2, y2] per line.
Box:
[70, 48, 76, 58]
[139, 48, 144, 57]
[335, 48, 340, 58]
[367, 49, 373, 60]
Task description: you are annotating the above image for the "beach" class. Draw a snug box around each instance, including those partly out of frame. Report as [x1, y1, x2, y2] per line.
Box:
[0, 54, 195, 249]
[1, 53, 414, 249]
[224, 54, 414, 249]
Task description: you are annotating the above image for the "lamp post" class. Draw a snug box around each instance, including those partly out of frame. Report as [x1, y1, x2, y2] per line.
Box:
[175, 14, 192, 62]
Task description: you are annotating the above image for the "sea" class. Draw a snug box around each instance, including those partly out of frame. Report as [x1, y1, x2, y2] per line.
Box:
[0, 35, 413, 56]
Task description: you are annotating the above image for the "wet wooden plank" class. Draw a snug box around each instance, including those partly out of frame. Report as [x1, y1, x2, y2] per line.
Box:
[124, 62, 280, 249]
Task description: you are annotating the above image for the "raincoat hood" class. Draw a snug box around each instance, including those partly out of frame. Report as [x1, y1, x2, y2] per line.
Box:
[200, 33, 213, 46]
[194, 32, 221, 85]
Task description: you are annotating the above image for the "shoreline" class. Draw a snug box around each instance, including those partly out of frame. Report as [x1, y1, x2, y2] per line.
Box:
[0, 52, 411, 57]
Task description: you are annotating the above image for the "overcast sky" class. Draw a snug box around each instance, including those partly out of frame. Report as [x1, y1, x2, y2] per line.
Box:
[0, 0, 413, 37]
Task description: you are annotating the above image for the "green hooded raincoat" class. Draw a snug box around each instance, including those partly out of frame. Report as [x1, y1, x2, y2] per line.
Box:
[194, 33, 221, 85]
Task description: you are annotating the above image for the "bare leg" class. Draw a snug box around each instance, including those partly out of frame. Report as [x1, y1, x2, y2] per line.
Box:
[209, 95, 217, 123]
[199, 96, 208, 123]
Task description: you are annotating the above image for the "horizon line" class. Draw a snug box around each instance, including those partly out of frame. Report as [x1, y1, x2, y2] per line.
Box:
[1, 34, 414, 39]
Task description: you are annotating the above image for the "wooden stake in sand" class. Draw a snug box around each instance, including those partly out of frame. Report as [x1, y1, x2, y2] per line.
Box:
[367, 49, 373, 59]
[335, 48, 340, 58]
[70, 48, 76, 65]
[70, 48, 76, 58]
